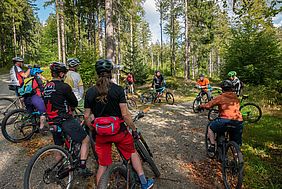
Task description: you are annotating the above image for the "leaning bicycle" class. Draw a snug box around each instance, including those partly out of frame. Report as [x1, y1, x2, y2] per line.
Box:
[23, 118, 98, 189]
[97, 110, 161, 189]
[192, 89, 211, 113]
[208, 95, 262, 123]
[205, 124, 244, 189]
[140, 86, 174, 105]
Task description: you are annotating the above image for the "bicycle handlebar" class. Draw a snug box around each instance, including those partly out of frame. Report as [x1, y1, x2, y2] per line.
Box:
[133, 107, 150, 122]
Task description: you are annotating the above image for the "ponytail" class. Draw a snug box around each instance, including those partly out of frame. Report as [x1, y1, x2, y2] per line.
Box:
[95, 72, 112, 103]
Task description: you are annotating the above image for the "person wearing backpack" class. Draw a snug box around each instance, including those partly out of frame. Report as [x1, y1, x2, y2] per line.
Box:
[9, 57, 31, 94]
[23, 66, 46, 131]
[43, 62, 93, 177]
[84, 59, 155, 188]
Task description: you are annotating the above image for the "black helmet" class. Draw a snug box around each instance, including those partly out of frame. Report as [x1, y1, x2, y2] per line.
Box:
[12, 57, 24, 63]
[199, 74, 204, 77]
[50, 62, 68, 74]
[95, 59, 113, 75]
[220, 80, 233, 90]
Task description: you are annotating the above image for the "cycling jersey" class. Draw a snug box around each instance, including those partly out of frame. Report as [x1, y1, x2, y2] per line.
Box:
[230, 77, 241, 96]
[43, 80, 78, 121]
[152, 75, 164, 88]
[10, 65, 24, 86]
[197, 78, 210, 91]
[64, 70, 84, 101]
[201, 92, 243, 121]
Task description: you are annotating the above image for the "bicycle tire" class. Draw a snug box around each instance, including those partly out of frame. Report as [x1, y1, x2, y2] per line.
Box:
[127, 98, 138, 110]
[208, 108, 219, 121]
[240, 102, 262, 123]
[97, 164, 128, 189]
[0, 97, 18, 123]
[205, 125, 215, 158]
[166, 92, 174, 105]
[24, 145, 74, 189]
[135, 139, 161, 178]
[140, 91, 154, 104]
[222, 141, 244, 189]
[1, 109, 36, 143]
[192, 99, 201, 113]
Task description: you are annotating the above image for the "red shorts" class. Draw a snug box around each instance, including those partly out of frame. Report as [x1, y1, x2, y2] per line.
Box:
[95, 131, 136, 166]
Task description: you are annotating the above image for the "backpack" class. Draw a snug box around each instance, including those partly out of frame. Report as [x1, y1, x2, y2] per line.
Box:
[18, 78, 34, 97]
[92, 116, 124, 135]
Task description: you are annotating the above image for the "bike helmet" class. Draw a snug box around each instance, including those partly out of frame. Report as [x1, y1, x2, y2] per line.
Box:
[67, 58, 80, 67]
[50, 62, 68, 74]
[30, 68, 44, 76]
[95, 59, 113, 75]
[199, 74, 205, 77]
[12, 57, 24, 63]
[220, 80, 233, 91]
[228, 71, 237, 77]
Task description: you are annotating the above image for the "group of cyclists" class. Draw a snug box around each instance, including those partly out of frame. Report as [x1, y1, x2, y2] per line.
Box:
[8, 56, 245, 188]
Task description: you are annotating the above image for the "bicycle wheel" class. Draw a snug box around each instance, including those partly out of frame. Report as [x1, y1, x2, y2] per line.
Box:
[208, 107, 219, 121]
[222, 141, 244, 189]
[192, 98, 201, 113]
[201, 93, 209, 103]
[24, 145, 74, 189]
[166, 92, 174, 105]
[135, 139, 161, 178]
[98, 164, 127, 189]
[0, 97, 18, 123]
[1, 109, 36, 143]
[205, 125, 215, 158]
[140, 92, 153, 104]
[240, 103, 262, 123]
[127, 98, 137, 110]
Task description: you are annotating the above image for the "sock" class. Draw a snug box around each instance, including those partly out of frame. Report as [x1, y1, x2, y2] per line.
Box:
[139, 174, 147, 185]
[80, 159, 86, 169]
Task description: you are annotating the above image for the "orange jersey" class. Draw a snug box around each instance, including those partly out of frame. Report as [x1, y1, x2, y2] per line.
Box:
[197, 78, 210, 91]
[201, 92, 243, 121]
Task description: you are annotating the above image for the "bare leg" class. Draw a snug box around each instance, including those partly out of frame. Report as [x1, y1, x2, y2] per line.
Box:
[96, 165, 107, 185]
[208, 126, 215, 145]
[131, 152, 144, 176]
[39, 115, 46, 129]
[80, 135, 90, 160]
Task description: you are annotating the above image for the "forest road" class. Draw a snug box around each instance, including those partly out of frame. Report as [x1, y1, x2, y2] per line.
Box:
[0, 74, 217, 189]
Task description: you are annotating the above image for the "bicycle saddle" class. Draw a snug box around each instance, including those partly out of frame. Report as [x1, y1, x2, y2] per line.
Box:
[242, 95, 249, 100]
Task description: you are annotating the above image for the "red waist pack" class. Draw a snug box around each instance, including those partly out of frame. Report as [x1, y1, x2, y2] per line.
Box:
[92, 116, 124, 135]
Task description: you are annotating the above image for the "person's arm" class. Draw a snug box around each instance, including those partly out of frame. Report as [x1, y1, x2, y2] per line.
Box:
[65, 85, 78, 108]
[78, 77, 84, 98]
[19, 69, 31, 78]
[35, 76, 44, 93]
[84, 108, 93, 127]
[120, 103, 136, 131]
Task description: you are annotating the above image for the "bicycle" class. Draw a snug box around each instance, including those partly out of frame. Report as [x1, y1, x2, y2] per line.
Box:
[208, 95, 262, 123]
[192, 88, 211, 113]
[205, 124, 244, 189]
[124, 87, 138, 111]
[23, 115, 98, 189]
[97, 109, 161, 189]
[0, 85, 25, 123]
[140, 86, 174, 105]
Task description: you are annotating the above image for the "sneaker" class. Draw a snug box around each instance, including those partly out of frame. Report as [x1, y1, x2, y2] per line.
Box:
[141, 179, 155, 189]
[78, 167, 93, 177]
[208, 145, 215, 153]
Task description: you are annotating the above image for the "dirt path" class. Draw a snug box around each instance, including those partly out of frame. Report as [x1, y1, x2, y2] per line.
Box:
[0, 74, 219, 189]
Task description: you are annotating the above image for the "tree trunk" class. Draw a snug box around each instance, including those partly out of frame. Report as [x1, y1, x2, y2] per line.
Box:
[12, 16, 17, 56]
[184, 0, 190, 80]
[97, 13, 103, 58]
[160, 2, 163, 69]
[209, 48, 212, 78]
[105, 0, 114, 61]
[55, 0, 62, 62]
[59, 0, 66, 64]
[216, 49, 220, 76]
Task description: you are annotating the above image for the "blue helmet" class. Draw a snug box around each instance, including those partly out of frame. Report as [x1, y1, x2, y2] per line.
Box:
[30, 68, 43, 76]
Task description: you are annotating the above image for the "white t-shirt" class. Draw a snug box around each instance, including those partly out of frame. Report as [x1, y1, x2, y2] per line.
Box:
[64, 71, 84, 101]
[10, 65, 23, 86]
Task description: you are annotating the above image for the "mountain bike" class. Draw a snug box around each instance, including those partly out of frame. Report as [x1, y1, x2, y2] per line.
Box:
[0, 85, 25, 123]
[97, 109, 161, 189]
[205, 125, 244, 189]
[192, 89, 211, 113]
[208, 95, 262, 123]
[140, 86, 174, 105]
[124, 87, 138, 111]
[23, 117, 98, 189]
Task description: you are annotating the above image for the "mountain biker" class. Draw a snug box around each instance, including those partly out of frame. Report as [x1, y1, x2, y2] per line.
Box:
[199, 80, 244, 152]
[24, 66, 46, 131]
[43, 62, 92, 177]
[152, 70, 165, 93]
[10, 57, 31, 91]
[84, 59, 155, 188]
[196, 74, 212, 101]
[228, 71, 242, 96]
[64, 58, 84, 109]
[124, 72, 135, 94]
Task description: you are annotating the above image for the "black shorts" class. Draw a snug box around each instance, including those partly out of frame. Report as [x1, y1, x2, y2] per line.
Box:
[52, 118, 87, 145]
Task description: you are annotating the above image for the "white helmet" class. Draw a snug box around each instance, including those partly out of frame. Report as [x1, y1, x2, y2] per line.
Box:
[67, 58, 80, 67]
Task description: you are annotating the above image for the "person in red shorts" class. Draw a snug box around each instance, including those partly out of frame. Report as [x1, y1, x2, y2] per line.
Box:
[84, 59, 155, 189]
